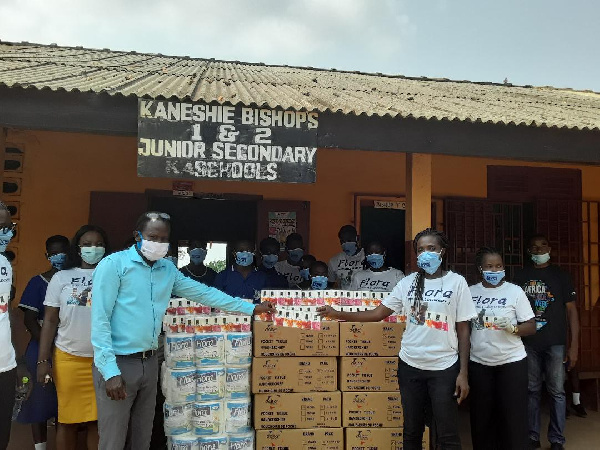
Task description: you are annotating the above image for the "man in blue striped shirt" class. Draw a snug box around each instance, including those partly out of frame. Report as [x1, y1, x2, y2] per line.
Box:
[91, 212, 275, 449]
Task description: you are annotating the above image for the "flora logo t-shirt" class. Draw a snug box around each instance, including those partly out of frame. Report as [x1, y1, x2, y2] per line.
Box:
[382, 271, 476, 371]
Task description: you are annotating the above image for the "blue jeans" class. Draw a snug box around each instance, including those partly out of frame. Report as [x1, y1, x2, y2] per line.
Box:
[526, 345, 566, 445]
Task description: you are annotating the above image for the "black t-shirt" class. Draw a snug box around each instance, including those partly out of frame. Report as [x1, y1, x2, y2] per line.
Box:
[179, 265, 218, 287]
[513, 265, 576, 350]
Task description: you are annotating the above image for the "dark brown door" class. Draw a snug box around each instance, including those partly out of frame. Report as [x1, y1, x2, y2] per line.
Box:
[89, 191, 148, 251]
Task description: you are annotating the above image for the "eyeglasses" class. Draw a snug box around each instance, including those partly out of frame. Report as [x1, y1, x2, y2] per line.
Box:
[145, 212, 171, 221]
[0, 223, 17, 234]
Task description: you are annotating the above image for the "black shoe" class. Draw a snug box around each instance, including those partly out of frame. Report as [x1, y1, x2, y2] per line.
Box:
[572, 402, 587, 417]
[550, 443, 564, 450]
[529, 439, 541, 449]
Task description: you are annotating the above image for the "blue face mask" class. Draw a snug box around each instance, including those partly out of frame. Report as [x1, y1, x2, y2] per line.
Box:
[235, 251, 254, 267]
[366, 253, 385, 269]
[417, 251, 442, 275]
[311, 276, 328, 290]
[261, 254, 278, 269]
[300, 267, 310, 281]
[48, 252, 67, 270]
[341, 241, 358, 256]
[287, 248, 304, 263]
[482, 270, 505, 286]
[189, 248, 207, 265]
[165, 255, 178, 265]
[0, 230, 13, 252]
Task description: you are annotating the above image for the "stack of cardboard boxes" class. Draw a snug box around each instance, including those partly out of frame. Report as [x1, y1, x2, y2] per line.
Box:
[252, 321, 344, 448]
[252, 319, 429, 449]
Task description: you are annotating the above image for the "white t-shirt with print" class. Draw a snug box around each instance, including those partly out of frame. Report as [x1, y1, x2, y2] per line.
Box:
[469, 281, 535, 366]
[328, 248, 365, 289]
[275, 260, 303, 288]
[350, 268, 405, 292]
[0, 254, 15, 373]
[382, 271, 477, 371]
[44, 268, 95, 357]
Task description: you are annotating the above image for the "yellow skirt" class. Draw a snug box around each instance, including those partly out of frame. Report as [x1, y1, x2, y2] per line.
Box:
[53, 347, 97, 423]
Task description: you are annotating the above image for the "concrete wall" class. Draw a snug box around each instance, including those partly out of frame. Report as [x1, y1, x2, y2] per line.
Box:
[5, 128, 600, 298]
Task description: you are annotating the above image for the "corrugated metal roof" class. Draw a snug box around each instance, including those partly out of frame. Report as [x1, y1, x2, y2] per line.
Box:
[1, 41, 599, 131]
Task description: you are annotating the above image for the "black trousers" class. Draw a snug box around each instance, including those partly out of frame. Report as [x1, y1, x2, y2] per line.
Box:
[0, 368, 16, 450]
[398, 359, 461, 449]
[469, 358, 528, 450]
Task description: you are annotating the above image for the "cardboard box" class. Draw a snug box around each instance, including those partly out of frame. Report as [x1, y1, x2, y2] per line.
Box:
[256, 428, 344, 449]
[339, 357, 399, 391]
[342, 392, 403, 427]
[339, 322, 405, 357]
[254, 321, 339, 357]
[344, 427, 430, 449]
[254, 391, 342, 429]
[252, 357, 338, 393]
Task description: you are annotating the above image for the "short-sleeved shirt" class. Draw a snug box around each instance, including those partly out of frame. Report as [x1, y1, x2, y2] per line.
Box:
[469, 282, 535, 366]
[44, 268, 95, 357]
[350, 268, 405, 292]
[328, 249, 365, 289]
[513, 265, 576, 350]
[179, 265, 218, 287]
[214, 266, 267, 302]
[257, 265, 288, 289]
[0, 254, 15, 373]
[19, 275, 50, 321]
[274, 260, 303, 287]
[382, 271, 477, 371]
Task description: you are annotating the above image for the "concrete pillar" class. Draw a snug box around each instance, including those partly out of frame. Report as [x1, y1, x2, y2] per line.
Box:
[405, 153, 432, 272]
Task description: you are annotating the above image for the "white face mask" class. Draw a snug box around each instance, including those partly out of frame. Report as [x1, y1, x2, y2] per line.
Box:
[137, 234, 169, 261]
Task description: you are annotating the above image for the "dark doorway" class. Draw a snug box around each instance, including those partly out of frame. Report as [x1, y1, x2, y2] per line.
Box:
[149, 196, 258, 244]
[360, 206, 406, 271]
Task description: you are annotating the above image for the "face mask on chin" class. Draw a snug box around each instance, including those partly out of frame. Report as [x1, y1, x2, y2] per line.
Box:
[531, 252, 550, 265]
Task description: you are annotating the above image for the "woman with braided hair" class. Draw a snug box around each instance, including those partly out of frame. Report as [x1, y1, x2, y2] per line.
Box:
[468, 247, 535, 449]
[318, 228, 476, 449]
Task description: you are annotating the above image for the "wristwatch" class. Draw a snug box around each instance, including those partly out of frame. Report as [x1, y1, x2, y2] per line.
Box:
[512, 325, 519, 335]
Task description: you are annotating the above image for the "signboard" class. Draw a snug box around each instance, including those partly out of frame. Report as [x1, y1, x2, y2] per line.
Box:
[374, 200, 406, 210]
[172, 180, 193, 197]
[268, 212, 297, 250]
[137, 100, 318, 183]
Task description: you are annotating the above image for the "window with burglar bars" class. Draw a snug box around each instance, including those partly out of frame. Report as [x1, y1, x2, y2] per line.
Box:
[443, 198, 523, 285]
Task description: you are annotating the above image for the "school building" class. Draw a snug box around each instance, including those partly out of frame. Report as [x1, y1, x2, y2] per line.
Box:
[0, 41, 599, 386]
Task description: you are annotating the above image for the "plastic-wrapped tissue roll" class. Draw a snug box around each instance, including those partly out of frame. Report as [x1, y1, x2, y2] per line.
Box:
[197, 435, 227, 450]
[167, 434, 198, 450]
[224, 333, 252, 365]
[224, 398, 251, 434]
[166, 332, 195, 369]
[227, 432, 254, 450]
[196, 366, 225, 401]
[194, 333, 225, 366]
[191, 401, 223, 436]
[225, 365, 251, 399]
[165, 367, 197, 404]
[163, 402, 193, 436]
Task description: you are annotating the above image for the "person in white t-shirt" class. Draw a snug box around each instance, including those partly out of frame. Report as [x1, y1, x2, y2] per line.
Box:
[37, 225, 109, 450]
[0, 203, 31, 450]
[274, 233, 304, 287]
[468, 247, 535, 450]
[319, 228, 476, 449]
[328, 225, 365, 289]
[350, 241, 404, 292]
